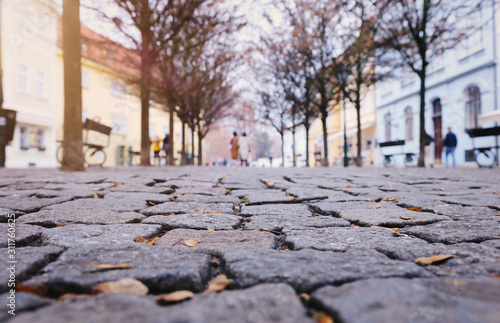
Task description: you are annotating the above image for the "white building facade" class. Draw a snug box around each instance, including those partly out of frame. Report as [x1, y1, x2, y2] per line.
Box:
[1, 0, 58, 168]
[376, 3, 500, 167]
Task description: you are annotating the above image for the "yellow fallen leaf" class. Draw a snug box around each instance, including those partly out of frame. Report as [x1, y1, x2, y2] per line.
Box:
[351, 224, 359, 227]
[447, 279, 466, 287]
[207, 228, 215, 231]
[317, 312, 334, 323]
[433, 180, 437, 184]
[226, 189, 232, 194]
[92, 278, 148, 295]
[298, 293, 310, 304]
[85, 264, 131, 270]
[439, 188, 445, 191]
[234, 205, 241, 212]
[399, 216, 414, 220]
[58, 293, 90, 301]
[496, 213, 500, 216]
[437, 204, 449, 207]
[184, 238, 200, 247]
[480, 191, 485, 194]
[281, 248, 290, 252]
[193, 210, 204, 215]
[381, 197, 398, 203]
[347, 185, 356, 188]
[286, 192, 291, 196]
[490, 275, 500, 280]
[369, 204, 382, 209]
[203, 274, 233, 294]
[408, 207, 422, 212]
[156, 290, 194, 304]
[205, 211, 221, 214]
[266, 182, 275, 188]
[392, 231, 409, 237]
[493, 191, 500, 196]
[93, 193, 99, 199]
[415, 254, 453, 266]
[56, 224, 66, 227]
[114, 182, 122, 187]
[314, 213, 323, 217]
[148, 201, 157, 206]
[259, 228, 281, 235]
[216, 183, 222, 187]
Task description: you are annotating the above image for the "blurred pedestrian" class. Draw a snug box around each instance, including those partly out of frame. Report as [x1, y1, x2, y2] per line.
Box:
[239, 132, 250, 166]
[229, 132, 239, 166]
[162, 133, 170, 164]
[443, 127, 457, 168]
[151, 136, 162, 166]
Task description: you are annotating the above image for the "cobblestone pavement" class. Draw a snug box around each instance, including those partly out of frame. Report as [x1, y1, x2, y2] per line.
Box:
[1, 166, 499, 322]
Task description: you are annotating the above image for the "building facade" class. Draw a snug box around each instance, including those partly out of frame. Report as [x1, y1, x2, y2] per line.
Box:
[376, 3, 500, 166]
[1, 0, 58, 168]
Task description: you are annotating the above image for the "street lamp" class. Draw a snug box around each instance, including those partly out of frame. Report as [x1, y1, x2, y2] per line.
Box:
[338, 64, 350, 168]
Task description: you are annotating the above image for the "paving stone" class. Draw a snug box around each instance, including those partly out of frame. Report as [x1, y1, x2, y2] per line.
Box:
[159, 180, 216, 189]
[35, 189, 98, 199]
[175, 187, 228, 196]
[383, 193, 445, 211]
[400, 220, 500, 243]
[429, 204, 500, 220]
[24, 244, 211, 296]
[43, 198, 149, 213]
[40, 224, 162, 248]
[175, 194, 240, 205]
[244, 214, 351, 231]
[287, 187, 370, 202]
[338, 208, 449, 227]
[109, 184, 175, 194]
[0, 189, 43, 197]
[0, 208, 24, 222]
[0, 223, 45, 248]
[223, 248, 429, 293]
[0, 246, 64, 293]
[143, 213, 241, 231]
[104, 192, 172, 204]
[141, 202, 235, 216]
[156, 228, 276, 253]
[230, 189, 293, 203]
[0, 196, 72, 213]
[442, 195, 500, 210]
[310, 278, 500, 323]
[481, 239, 500, 249]
[283, 227, 430, 253]
[42, 182, 115, 191]
[18, 210, 145, 227]
[10, 284, 313, 323]
[0, 292, 52, 322]
[240, 204, 311, 217]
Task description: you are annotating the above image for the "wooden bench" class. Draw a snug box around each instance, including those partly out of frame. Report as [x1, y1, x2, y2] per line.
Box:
[379, 140, 417, 167]
[82, 118, 112, 167]
[465, 126, 500, 168]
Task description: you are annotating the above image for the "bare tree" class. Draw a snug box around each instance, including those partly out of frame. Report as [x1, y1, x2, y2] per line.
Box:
[377, 0, 483, 167]
[61, 0, 85, 171]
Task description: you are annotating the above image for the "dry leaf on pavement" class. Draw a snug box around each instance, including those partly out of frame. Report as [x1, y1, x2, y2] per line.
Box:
[399, 216, 414, 220]
[266, 182, 275, 188]
[92, 278, 148, 295]
[56, 224, 66, 227]
[193, 210, 204, 215]
[317, 312, 334, 323]
[184, 238, 200, 247]
[134, 236, 159, 245]
[347, 185, 356, 188]
[93, 193, 99, 199]
[408, 207, 422, 212]
[493, 191, 500, 196]
[58, 293, 91, 301]
[392, 231, 408, 237]
[439, 188, 445, 191]
[203, 274, 233, 294]
[369, 204, 382, 209]
[207, 228, 215, 231]
[206, 211, 221, 214]
[114, 182, 122, 187]
[156, 290, 194, 304]
[85, 263, 131, 270]
[415, 254, 453, 266]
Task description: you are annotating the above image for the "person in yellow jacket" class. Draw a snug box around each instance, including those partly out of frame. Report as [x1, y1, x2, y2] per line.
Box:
[229, 132, 239, 166]
[151, 136, 162, 166]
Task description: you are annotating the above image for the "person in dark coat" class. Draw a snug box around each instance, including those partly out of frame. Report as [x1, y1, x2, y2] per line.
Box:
[443, 127, 458, 168]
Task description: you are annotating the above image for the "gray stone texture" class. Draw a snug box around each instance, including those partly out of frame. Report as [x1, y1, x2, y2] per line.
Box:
[18, 209, 145, 227]
[141, 202, 235, 216]
[142, 213, 241, 230]
[0, 196, 72, 213]
[43, 198, 149, 212]
[0, 223, 45, 247]
[338, 208, 449, 227]
[400, 220, 500, 243]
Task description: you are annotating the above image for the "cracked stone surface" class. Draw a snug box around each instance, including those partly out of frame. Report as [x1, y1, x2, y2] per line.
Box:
[40, 224, 162, 248]
[18, 210, 146, 227]
[24, 244, 211, 296]
[310, 278, 500, 323]
[1, 166, 498, 322]
[156, 228, 276, 254]
[142, 213, 241, 230]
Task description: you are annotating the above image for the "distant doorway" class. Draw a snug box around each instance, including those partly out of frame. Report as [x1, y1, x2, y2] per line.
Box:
[432, 99, 443, 164]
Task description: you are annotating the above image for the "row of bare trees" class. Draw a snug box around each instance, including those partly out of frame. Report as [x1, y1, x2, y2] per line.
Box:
[60, 0, 242, 170]
[256, 0, 486, 167]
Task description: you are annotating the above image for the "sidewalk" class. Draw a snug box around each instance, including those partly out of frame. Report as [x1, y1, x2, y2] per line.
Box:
[1, 166, 499, 322]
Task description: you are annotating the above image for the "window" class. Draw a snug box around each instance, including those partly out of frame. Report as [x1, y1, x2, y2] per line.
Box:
[465, 86, 481, 129]
[36, 129, 45, 151]
[111, 80, 126, 98]
[384, 113, 391, 142]
[17, 64, 29, 94]
[19, 126, 29, 150]
[82, 70, 89, 88]
[405, 107, 413, 141]
[35, 70, 47, 98]
[111, 116, 127, 135]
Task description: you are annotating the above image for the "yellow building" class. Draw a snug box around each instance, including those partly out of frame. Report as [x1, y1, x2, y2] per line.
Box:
[55, 20, 186, 166]
[308, 85, 379, 166]
[1, 0, 58, 168]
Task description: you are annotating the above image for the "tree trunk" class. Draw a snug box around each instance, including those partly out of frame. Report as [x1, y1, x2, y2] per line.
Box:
[280, 132, 285, 167]
[191, 126, 195, 165]
[418, 72, 426, 167]
[197, 132, 203, 166]
[321, 116, 329, 166]
[168, 104, 174, 165]
[292, 127, 296, 167]
[61, 0, 84, 171]
[305, 125, 310, 167]
[356, 104, 362, 167]
[181, 121, 187, 165]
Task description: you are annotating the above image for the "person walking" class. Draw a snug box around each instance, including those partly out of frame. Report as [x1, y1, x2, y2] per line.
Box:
[162, 133, 170, 164]
[443, 127, 458, 168]
[229, 132, 239, 166]
[238, 132, 250, 166]
[151, 136, 162, 166]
